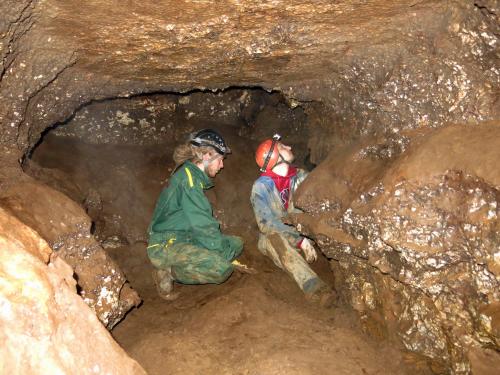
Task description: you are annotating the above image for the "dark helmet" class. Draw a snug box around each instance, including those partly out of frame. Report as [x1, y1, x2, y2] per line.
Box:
[189, 128, 231, 155]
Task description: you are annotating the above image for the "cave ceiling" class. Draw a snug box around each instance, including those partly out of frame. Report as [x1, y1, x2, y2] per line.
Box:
[0, 0, 497, 171]
[41, 0, 444, 89]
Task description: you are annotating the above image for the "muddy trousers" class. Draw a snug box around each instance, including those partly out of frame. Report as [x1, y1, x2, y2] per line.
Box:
[258, 233, 325, 294]
[147, 235, 243, 285]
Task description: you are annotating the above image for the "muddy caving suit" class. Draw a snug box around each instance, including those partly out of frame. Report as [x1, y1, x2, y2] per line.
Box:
[250, 167, 327, 295]
[147, 161, 243, 284]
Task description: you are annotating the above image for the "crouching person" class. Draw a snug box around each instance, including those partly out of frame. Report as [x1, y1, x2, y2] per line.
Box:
[147, 129, 245, 300]
[251, 134, 337, 308]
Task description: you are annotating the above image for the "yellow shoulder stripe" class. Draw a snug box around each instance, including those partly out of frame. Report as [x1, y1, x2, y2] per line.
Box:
[184, 167, 194, 187]
[147, 237, 176, 250]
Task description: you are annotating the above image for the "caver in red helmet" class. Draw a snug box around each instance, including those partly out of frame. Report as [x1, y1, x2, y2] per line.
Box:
[255, 134, 281, 172]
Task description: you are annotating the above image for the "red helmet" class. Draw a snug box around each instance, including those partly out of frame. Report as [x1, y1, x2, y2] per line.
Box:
[255, 134, 281, 172]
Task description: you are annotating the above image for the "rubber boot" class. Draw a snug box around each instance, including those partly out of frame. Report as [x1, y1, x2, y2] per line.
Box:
[152, 267, 179, 301]
[305, 282, 337, 308]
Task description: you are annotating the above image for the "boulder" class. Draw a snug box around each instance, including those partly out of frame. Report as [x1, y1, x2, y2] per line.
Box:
[0, 181, 140, 328]
[0, 207, 146, 374]
[293, 121, 500, 373]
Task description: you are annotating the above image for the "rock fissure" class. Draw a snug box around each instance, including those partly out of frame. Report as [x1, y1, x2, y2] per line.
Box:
[19, 52, 78, 150]
[0, 0, 36, 79]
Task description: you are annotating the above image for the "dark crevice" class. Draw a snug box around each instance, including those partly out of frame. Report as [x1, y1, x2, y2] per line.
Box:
[474, 2, 497, 16]
[18, 52, 78, 158]
[26, 85, 288, 158]
[0, 0, 36, 82]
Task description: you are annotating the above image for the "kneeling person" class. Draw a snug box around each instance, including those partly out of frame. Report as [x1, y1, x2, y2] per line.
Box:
[147, 129, 244, 300]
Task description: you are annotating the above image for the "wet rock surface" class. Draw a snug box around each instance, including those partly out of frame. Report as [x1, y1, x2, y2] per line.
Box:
[53, 90, 305, 146]
[0, 181, 140, 328]
[0, 1, 499, 373]
[292, 122, 500, 373]
[0, 1, 498, 163]
[0, 207, 145, 374]
[305, 1, 499, 163]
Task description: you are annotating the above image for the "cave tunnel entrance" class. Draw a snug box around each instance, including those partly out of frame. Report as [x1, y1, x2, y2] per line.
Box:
[27, 88, 312, 253]
[26, 88, 420, 375]
[2, 0, 498, 372]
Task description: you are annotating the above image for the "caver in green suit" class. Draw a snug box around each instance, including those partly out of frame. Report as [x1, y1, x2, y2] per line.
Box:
[147, 161, 243, 284]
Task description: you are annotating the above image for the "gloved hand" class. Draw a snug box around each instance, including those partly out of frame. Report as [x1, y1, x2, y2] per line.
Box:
[300, 237, 317, 263]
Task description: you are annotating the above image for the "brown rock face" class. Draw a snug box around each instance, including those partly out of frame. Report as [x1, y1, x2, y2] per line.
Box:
[0, 181, 141, 328]
[0, 207, 146, 374]
[0, 1, 498, 162]
[0, 0, 499, 373]
[293, 122, 500, 373]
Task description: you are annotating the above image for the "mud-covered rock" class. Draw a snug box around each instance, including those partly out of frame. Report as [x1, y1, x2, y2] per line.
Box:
[0, 1, 498, 371]
[0, 207, 146, 374]
[0, 1, 498, 164]
[293, 122, 500, 373]
[302, 1, 499, 164]
[0, 181, 140, 328]
[52, 89, 305, 146]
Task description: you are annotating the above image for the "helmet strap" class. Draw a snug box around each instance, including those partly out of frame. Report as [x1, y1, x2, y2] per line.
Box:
[260, 134, 281, 172]
[274, 153, 291, 167]
[202, 150, 222, 172]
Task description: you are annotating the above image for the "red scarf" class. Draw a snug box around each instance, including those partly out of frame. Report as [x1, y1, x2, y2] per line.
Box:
[261, 166, 297, 209]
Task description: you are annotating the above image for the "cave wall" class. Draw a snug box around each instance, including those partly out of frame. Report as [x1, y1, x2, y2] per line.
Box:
[0, 181, 141, 329]
[2, 0, 497, 200]
[1, 1, 497, 168]
[31, 89, 308, 245]
[302, 1, 499, 164]
[293, 122, 500, 373]
[51, 89, 307, 146]
[1, 1, 499, 373]
[0, 207, 146, 374]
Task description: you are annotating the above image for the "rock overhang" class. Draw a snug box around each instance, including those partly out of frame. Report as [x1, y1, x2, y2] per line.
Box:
[39, 0, 455, 88]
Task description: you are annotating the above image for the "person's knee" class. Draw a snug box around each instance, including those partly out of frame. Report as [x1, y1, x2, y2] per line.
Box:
[226, 235, 243, 247]
[172, 259, 233, 285]
[212, 263, 233, 284]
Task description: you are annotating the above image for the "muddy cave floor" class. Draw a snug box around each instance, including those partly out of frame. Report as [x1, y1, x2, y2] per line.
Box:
[30, 133, 430, 375]
[110, 236, 429, 375]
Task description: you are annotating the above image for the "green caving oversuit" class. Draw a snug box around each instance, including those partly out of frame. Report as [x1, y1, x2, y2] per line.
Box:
[147, 161, 243, 284]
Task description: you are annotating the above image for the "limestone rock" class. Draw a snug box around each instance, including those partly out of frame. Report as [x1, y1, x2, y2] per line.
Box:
[293, 121, 500, 373]
[0, 1, 498, 161]
[0, 181, 141, 329]
[0, 207, 146, 374]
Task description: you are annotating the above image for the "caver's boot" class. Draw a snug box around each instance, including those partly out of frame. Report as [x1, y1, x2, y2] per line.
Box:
[304, 279, 337, 308]
[152, 267, 179, 301]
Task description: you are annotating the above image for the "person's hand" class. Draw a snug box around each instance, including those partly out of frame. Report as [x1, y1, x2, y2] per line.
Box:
[300, 238, 317, 263]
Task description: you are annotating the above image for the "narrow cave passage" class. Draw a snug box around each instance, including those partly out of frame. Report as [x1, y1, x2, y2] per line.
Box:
[27, 88, 420, 375]
[2, 1, 498, 373]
